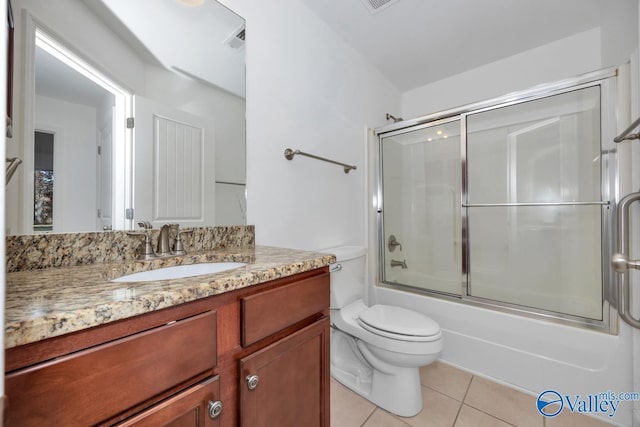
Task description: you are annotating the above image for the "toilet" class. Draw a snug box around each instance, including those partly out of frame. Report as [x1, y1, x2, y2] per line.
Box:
[325, 246, 442, 417]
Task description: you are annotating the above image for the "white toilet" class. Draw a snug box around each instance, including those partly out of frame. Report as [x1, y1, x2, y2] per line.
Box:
[326, 246, 443, 417]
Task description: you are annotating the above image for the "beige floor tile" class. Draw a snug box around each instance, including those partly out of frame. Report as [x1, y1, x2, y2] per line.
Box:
[402, 386, 462, 427]
[464, 376, 542, 427]
[544, 409, 615, 427]
[330, 378, 376, 427]
[420, 361, 473, 401]
[454, 405, 514, 427]
[363, 409, 411, 427]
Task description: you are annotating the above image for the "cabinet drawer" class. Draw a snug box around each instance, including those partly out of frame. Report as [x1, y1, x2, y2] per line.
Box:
[241, 271, 329, 346]
[6, 311, 217, 427]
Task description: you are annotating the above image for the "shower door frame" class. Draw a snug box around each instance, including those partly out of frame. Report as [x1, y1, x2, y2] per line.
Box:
[375, 67, 620, 333]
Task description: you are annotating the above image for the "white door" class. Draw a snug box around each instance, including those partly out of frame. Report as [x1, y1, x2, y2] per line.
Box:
[97, 109, 114, 231]
[133, 96, 215, 229]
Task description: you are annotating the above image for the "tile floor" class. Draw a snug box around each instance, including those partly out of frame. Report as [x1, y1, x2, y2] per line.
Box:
[330, 361, 614, 427]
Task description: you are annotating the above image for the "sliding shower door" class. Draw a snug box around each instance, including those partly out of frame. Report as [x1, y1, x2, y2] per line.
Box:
[464, 86, 605, 320]
[377, 70, 617, 330]
[380, 119, 461, 295]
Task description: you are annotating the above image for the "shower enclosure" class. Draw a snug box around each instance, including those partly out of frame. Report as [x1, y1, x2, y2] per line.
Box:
[376, 68, 618, 331]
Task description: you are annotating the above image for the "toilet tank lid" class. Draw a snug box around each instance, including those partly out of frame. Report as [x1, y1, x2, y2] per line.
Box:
[321, 246, 366, 262]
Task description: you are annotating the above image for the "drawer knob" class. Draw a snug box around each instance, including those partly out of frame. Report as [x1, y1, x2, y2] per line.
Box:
[208, 400, 223, 419]
[246, 374, 259, 390]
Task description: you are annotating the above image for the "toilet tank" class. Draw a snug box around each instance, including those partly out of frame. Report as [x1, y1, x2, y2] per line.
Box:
[323, 246, 366, 309]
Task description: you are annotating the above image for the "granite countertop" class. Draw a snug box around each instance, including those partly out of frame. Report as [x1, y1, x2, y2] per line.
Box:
[5, 245, 336, 349]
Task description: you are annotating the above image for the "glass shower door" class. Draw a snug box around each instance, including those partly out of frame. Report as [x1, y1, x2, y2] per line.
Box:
[380, 119, 461, 295]
[464, 86, 605, 319]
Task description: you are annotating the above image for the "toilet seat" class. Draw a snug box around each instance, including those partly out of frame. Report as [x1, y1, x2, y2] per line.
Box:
[357, 304, 441, 342]
[332, 300, 442, 355]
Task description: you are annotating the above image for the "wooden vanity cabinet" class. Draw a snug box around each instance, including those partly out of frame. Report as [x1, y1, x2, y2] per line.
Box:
[4, 267, 330, 427]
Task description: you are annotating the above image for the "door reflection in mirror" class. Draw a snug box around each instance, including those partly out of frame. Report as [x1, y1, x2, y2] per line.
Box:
[27, 28, 131, 234]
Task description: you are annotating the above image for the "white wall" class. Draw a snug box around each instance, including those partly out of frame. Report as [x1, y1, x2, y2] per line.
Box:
[219, 0, 400, 250]
[600, 0, 639, 69]
[35, 95, 97, 232]
[402, 28, 602, 119]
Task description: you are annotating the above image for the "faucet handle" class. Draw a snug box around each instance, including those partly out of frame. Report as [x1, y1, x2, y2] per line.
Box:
[388, 235, 402, 252]
[126, 231, 156, 260]
[137, 221, 153, 229]
[173, 228, 193, 255]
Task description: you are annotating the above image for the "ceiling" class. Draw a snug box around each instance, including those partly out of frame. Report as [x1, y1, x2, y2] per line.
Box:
[299, 0, 609, 92]
[36, 0, 247, 107]
[85, 0, 246, 98]
[35, 46, 112, 108]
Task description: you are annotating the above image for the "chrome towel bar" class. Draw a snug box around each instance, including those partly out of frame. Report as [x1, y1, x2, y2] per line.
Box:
[614, 115, 640, 143]
[284, 148, 356, 174]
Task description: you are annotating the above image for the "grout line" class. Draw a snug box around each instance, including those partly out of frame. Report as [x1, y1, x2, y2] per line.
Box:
[462, 376, 536, 427]
[452, 375, 476, 426]
[452, 404, 463, 426]
[360, 407, 377, 427]
[422, 383, 464, 403]
[461, 374, 474, 402]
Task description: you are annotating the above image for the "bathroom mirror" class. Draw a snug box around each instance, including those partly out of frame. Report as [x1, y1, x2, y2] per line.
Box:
[6, 0, 246, 235]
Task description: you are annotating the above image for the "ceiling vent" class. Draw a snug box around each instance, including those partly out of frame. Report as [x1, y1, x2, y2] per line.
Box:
[359, 0, 401, 14]
[225, 25, 245, 50]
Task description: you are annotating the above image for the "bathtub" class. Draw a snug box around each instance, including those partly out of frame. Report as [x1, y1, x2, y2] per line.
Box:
[374, 284, 635, 426]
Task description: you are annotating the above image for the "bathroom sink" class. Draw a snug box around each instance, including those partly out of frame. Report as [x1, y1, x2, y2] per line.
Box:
[112, 262, 246, 283]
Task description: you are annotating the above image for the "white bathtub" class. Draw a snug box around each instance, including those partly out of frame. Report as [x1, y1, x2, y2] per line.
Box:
[374, 285, 635, 426]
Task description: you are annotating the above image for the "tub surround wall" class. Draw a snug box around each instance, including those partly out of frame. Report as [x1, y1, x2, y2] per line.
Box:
[6, 225, 255, 273]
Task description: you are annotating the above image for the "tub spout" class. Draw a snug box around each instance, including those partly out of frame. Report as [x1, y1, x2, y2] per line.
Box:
[390, 259, 407, 269]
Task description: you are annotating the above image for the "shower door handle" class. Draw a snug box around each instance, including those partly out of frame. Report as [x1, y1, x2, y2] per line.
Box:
[611, 253, 640, 272]
[611, 191, 640, 329]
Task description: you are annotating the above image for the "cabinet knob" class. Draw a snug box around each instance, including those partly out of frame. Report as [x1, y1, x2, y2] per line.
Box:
[246, 374, 259, 390]
[207, 400, 223, 419]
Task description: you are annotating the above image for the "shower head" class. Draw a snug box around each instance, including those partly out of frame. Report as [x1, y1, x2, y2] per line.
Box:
[386, 113, 403, 123]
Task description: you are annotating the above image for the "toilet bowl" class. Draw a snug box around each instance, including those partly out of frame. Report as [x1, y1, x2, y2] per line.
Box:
[324, 246, 443, 417]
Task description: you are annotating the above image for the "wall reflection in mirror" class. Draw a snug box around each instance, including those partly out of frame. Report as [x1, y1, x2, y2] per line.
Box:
[6, 0, 246, 235]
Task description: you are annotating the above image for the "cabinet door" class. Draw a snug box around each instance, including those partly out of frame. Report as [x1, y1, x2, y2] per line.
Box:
[240, 318, 330, 427]
[117, 376, 222, 427]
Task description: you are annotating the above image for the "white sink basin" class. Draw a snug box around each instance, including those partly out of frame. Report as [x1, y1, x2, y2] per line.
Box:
[112, 262, 246, 283]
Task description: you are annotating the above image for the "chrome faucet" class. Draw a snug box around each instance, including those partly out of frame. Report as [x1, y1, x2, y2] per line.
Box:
[156, 224, 173, 256]
[390, 259, 407, 269]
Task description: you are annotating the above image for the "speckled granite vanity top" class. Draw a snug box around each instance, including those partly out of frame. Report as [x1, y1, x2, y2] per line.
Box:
[5, 245, 336, 349]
